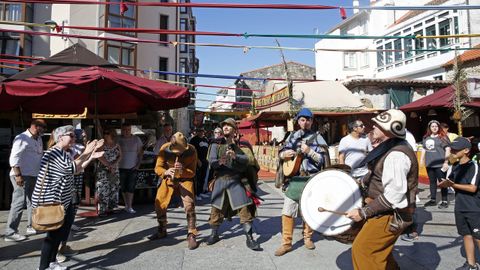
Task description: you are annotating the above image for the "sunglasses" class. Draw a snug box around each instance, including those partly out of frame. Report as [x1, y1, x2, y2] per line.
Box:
[104, 132, 111, 135]
[63, 133, 75, 138]
[355, 124, 365, 128]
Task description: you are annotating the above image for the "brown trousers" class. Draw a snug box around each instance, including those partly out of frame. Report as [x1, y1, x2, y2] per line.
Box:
[352, 214, 401, 270]
[155, 178, 197, 235]
[209, 196, 254, 226]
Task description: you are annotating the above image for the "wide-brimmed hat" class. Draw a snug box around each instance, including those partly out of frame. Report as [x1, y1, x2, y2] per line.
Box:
[220, 118, 238, 130]
[169, 132, 189, 154]
[372, 109, 406, 139]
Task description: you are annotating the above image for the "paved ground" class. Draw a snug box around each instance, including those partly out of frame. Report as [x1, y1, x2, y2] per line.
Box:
[0, 181, 476, 270]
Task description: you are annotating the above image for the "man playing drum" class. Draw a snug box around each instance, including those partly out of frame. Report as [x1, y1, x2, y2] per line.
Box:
[346, 109, 418, 269]
[275, 108, 328, 256]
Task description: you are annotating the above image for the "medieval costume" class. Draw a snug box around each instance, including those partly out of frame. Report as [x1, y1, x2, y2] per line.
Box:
[347, 109, 418, 269]
[275, 108, 328, 256]
[151, 132, 199, 250]
[206, 118, 261, 250]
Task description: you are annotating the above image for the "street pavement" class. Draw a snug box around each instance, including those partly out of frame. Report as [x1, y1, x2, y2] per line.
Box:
[0, 181, 475, 270]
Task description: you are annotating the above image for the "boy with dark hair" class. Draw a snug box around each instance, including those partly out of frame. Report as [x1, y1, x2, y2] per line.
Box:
[439, 137, 480, 270]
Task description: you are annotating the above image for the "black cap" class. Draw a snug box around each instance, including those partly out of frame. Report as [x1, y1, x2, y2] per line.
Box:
[450, 137, 472, 150]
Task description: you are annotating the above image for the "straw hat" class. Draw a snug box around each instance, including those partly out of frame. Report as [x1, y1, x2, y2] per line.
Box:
[168, 132, 189, 154]
[371, 109, 406, 139]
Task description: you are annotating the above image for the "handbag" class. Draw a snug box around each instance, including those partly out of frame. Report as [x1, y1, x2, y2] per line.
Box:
[284, 176, 310, 202]
[32, 159, 65, 232]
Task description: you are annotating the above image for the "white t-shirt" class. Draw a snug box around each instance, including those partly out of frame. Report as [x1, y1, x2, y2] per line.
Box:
[338, 134, 373, 177]
[118, 135, 143, 169]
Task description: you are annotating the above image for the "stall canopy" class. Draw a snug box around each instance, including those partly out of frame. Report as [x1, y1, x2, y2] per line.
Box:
[400, 85, 480, 112]
[0, 44, 189, 114]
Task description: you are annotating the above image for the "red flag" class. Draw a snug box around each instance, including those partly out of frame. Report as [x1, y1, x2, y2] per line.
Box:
[54, 25, 63, 33]
[120, 1, 129, 16]
[340, 7, 347, 20]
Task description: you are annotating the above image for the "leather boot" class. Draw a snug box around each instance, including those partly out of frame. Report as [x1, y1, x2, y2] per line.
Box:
[303, 222, 315, 250]
[206, 226, 220, 245]
[243, 223, 261, 250]
[148, 227, 167, 240]
[187, 233, 199, 250]
[274, 215, 294, 256]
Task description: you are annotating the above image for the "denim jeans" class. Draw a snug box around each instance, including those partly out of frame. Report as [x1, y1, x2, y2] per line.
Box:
[5, 175, 36, 236]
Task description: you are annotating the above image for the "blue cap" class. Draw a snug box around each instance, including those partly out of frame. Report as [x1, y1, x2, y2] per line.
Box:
[296, 108, 313, 120]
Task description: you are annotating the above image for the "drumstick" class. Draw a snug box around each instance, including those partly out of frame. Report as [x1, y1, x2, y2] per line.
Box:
[318, 207, 347, 216]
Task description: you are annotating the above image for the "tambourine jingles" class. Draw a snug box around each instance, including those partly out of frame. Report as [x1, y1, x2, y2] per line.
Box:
[300, 168, 363, 244]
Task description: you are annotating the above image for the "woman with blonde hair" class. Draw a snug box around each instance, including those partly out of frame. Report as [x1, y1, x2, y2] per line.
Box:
[96, 127, 122, 216]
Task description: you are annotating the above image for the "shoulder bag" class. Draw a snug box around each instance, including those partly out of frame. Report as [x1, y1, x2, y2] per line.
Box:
[32, 159, 65, 232]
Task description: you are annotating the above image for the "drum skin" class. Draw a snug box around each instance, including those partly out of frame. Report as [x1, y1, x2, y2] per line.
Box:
[300, 169, 362, 236]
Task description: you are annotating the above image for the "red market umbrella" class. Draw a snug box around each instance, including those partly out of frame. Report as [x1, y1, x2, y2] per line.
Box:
[400, 86, 455, 112]
[1, 66, 189, 114]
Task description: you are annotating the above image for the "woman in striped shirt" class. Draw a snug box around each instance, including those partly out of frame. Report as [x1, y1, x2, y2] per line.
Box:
[32, 125, 104, 270]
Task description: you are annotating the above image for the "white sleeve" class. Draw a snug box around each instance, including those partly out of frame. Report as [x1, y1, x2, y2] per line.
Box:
[338, 137, 347, 153]
[9, 135, 26, 168]
[382, 151, 411, 209]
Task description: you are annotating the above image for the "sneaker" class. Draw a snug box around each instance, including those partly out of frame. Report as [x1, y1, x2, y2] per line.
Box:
[56, 253, 67, 263]
[438, 201, 449, 209]
[401, 233, 419, 242]
[49, 261, 67, 270]
[456, 262, 479, 270]
[4, 233, 27, 242]
[59, 245, 78, 257]
[26, 227, 37, 236]
[424, 199, 437, 207]
[127, 208, 136, 214]
[70, 224, 81, 232]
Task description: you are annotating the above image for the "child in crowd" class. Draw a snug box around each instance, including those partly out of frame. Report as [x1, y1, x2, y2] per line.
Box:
[439, 137, 480, 270]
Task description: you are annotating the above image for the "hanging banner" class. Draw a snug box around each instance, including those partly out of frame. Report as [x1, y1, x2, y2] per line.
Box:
[467, 76, 480, 98]
[253, 86, 289, 110]
[193, 111, 205, 127]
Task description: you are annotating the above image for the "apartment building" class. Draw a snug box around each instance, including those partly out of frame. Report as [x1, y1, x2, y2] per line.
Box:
[315, 0, 480, 81]
[0, 1, 198, 134]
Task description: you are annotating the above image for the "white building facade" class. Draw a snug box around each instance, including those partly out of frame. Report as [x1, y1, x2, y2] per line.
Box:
[315, 0, 480, 81]
[0, 1, 197, 134]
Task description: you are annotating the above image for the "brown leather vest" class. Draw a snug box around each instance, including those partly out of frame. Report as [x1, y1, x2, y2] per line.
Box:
[366, 143, 419, 209]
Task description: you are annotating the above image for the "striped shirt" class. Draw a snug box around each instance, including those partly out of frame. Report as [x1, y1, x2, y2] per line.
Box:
[32, 147, 77, 210]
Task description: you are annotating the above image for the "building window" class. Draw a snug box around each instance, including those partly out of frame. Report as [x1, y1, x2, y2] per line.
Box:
[376, 46, 384, 67]
[360, 52, 369, 68]
[180, 18, 188, 31]
[385, 42, 393, 64]
[0, 33, 20, 75]
[106, 41, 135, 67]
[394, 39, 402, 62]
[438, 19, 451, 47]
[0, 3, 21, 21]
[414, 30, 424, 55]
[426, 25, 437, 49]
[454, 16, 459, 43]
[404, 39, 413, 59]
[159, 15, 169, 44]
[159, 57, 168, 80]
[107, 0, 136, 36]
[179, 35, 188, 53]
[343, 52, 356, 69]
[433, 75, 443, 80]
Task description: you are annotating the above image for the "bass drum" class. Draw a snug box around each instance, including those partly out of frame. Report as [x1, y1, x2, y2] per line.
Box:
[300, 169, 363, 243]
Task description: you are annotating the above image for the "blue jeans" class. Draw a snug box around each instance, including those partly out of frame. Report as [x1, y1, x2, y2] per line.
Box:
[5, 175, 36, 236]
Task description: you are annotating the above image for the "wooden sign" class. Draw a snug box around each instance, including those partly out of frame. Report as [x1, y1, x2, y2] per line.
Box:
[253, 86, 289, 110]
[32, 108, 88, 119]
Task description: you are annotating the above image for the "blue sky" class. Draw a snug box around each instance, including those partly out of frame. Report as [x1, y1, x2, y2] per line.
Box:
[194, 0, 371, 109]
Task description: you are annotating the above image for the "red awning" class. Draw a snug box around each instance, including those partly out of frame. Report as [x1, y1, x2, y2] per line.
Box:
[400, 86, 454, 112]
[400, 85, 480, 112]
[1, 67, 189, 114]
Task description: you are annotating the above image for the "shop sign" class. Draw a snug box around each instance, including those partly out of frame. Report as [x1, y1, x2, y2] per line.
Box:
[253, 87, 289, 110]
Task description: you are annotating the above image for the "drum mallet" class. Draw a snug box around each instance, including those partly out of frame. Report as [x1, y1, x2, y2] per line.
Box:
[318, 207, 347, 216]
